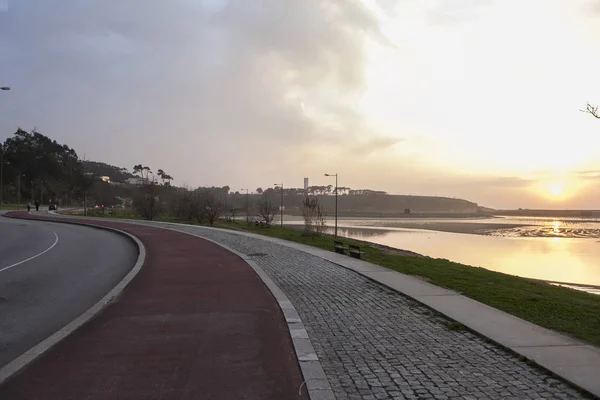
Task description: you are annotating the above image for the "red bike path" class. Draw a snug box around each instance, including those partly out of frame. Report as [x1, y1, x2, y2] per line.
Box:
[0, 211, 307, 400]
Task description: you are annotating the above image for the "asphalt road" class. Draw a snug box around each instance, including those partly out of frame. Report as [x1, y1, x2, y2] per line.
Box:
[0, 216, 138, 368]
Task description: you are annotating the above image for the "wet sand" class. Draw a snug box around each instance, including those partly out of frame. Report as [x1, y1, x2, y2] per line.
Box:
[287, 217, 600, 238]
[288, 222, 531, 236]
[365, 222, 600, 239]
[367, 221, 532, 235]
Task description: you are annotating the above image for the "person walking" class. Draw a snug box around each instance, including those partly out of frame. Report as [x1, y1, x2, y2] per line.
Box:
[34, 200, 39, 211]
[27, 202, 31, 212]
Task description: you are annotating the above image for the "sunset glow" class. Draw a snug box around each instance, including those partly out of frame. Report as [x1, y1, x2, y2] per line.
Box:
[1, 0, 600, 209]
[549, 183, 564, 198]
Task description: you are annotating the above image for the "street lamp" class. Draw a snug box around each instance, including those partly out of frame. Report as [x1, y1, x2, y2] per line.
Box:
[0, 144, 4, 211]
[274, 183, 283, 227]
[241, 188, 249, 223]
[325, 173, 338, 238]
[0, 88, 9, 210]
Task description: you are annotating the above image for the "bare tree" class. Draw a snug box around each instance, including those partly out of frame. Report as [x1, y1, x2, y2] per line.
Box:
[133, 177, 162, 220]
[76, 166, 95, 217]
[197, 188, 227, 226]
[258, 194, 277, 226]
[171, 187, 198, 221]
[228, 206, 237, 221]
[302, 196, 328, 236]
[582, 103, 600, 119]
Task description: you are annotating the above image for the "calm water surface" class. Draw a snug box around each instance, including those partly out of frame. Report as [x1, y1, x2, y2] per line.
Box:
[285, 216, 600, 294]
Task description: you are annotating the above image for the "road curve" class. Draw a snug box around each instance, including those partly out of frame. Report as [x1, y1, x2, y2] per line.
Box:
[0, 216, 138, 368]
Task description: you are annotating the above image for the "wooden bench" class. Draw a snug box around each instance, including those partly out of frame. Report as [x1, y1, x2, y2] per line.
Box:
[349, 244, 363, 259]
[334, 240, 346, 254]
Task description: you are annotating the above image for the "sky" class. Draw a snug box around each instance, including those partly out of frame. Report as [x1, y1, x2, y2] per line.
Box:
[1, 0, 600, 209]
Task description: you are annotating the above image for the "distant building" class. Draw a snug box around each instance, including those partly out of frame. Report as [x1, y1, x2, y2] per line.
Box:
[126, 177, 146, 185]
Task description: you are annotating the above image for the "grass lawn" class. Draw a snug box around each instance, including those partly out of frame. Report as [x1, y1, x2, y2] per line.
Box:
[0, 204, 27, 211]
[63, 209, 600, 347]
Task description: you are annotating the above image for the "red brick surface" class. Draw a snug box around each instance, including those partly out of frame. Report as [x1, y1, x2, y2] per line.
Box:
[1, 212, 307, 400]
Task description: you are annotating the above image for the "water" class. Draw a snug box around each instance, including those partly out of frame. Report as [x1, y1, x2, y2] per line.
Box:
[284, 215, 600, 294]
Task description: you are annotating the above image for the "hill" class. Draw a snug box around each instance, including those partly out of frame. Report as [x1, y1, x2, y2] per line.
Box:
[82, 161, 135, 182]
[229, 190, 481, 217]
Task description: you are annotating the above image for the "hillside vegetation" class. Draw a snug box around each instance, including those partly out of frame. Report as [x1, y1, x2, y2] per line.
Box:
[1, 128, 480, 215]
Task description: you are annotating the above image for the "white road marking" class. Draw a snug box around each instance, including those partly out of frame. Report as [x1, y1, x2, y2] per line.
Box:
[0, 231, 59, 273]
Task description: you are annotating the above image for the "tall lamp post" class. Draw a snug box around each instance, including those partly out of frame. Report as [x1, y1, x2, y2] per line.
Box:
[274, 183, 283, 227]
[0, 87, 9, 211]
[241, 188, 249, 223]
[0, 144, 4, 211]
[325, 173, 338, 238]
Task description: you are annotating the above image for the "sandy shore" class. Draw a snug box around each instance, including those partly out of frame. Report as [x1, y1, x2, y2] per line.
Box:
[288, 219, 600, 238]
[358, 221, 531, 235]
[287, 221, 530, 236]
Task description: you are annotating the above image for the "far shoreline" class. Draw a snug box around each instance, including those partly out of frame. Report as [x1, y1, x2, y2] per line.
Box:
[285, 221, 531, 236]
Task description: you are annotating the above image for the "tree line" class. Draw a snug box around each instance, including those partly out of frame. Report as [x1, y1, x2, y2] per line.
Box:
[0, 128, 84, 205]
[1, 128, 481, 224]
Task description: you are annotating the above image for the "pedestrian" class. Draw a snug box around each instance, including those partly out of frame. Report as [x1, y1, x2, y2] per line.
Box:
[27, 202, 31, 212]
[34, 200, 39, 211]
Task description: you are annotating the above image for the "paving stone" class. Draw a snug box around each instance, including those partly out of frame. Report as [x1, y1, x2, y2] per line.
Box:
[145, 224, 594, 400]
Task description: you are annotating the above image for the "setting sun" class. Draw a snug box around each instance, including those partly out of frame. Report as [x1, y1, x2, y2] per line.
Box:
[532, 177, 590, 203]
[549, 183, 563, 197]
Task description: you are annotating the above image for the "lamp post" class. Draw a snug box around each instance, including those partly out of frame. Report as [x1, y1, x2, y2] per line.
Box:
[17, 174, 20, 206]
[325, 173, 338, 238]
[274, 183, 283, 227]
[0, 88, 9, 210]
[0, 144, 3, 211]
[241, 188, 249, 223]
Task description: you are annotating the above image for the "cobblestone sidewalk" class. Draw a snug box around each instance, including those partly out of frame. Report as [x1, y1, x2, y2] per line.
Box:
[125, 223, 594, 400]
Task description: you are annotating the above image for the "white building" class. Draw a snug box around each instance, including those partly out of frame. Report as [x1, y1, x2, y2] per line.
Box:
[126, 177, 146, 185]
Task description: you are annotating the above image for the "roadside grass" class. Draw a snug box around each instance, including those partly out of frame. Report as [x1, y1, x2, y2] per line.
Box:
[0, 204, 27, 211]
[61, 209, 600, 347]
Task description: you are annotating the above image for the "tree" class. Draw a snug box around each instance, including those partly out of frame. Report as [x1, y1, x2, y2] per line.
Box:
[83, 161, 135, 183]
[258, 194, 277, 226]
[170, 187, 199, 221]
[133, 177, 162, 220]
[256, 187, 263, 194]
[133, 164, 152, 181]
[2, 128, 80, 205]
[582, 103, 600, 119]
[157, 169, 174, 186]
[302, 196, 327, 236]
[228, 206, 237, 221]
[76, 167, 95, 216]
[197, 188, 227, 226]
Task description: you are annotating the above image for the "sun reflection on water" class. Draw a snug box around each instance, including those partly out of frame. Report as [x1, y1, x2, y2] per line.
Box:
[552, 220, 561, 235]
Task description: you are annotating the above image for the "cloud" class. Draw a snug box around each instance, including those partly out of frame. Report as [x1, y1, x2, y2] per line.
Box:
[588, 0, 600, 13]
[349, 135, 404, 155]
[0, 0, 388, 186]
[425, 0, 493, 25]
[569, 170, 600, 180]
